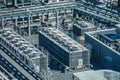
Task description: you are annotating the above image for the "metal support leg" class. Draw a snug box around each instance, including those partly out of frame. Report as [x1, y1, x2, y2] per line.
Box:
[76, 14, 79, 18]
[30, 0, 32, 5]
[39, 15, 41, 30]
[22, 0, 24, 6]
[14, 18, 18, 32]
[91, 18, 94, 25]
[56, 11, 58, 29]
[18, 27, 21, 36]
[28, 15, 31, 36]
[15, 19, 17, 26]
[4, 0, 6, 7]
[99, 23, 102, 28]
[42, 14, 44, 23]
[14, 0, 17, 6]
[2, 18, 5, 29]
[71, 9, 74, 17]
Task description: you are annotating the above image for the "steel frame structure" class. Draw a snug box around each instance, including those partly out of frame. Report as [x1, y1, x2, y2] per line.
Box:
[0, 1, 120, 36]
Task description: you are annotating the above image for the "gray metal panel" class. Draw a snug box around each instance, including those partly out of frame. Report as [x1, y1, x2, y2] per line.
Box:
[85, 32, 120, 72]
[39, 28, 90, 70]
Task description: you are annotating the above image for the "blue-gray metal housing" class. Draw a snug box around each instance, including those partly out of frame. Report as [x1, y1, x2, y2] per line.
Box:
[85, 29, 120, 72]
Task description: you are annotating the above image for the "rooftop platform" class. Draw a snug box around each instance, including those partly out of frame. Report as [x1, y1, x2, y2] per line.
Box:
[74, 20, 96, 29]
[98, 29, 120, 42]
[39, 27, 88, 53]
[73, 70, 120, 80]
[73, 20, 96, 36]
